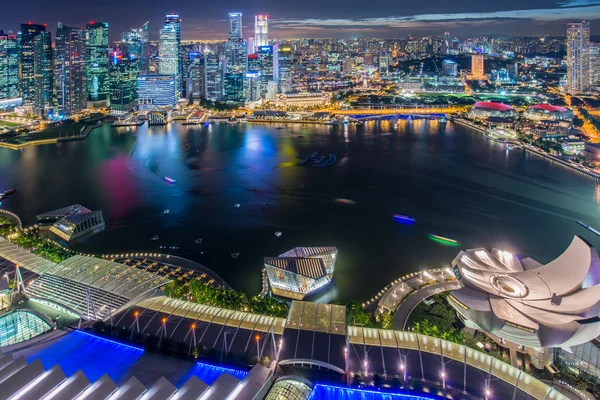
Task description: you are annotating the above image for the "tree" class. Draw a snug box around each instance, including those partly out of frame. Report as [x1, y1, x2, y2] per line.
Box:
[373, 374, 383, 388]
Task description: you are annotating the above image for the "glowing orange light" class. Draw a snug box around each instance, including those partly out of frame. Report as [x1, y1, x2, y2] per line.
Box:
[191, 324, 196, 329]
[134, 311, 139, 317]
[255, 335, 260, 341]
[162, 317, 167, 323]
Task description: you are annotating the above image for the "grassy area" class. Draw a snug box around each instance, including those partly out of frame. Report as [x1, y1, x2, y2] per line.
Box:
[346, 301, 394, 329]
[28, 123, 86, 141]
[0, 120, 24, 128]
[9, 231, 76, 263]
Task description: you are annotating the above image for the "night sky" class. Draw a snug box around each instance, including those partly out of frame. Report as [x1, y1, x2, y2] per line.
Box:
[2, 0, 600, 40]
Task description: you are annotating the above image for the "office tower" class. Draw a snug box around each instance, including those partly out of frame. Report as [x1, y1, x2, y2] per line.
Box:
[567, 21, 591, 93]
[33, 31, 53, 116]
[187, 56, 204, 101]
[86, 22, 110, 107]
[204, 50, 222, 101]
[589, 42, 600, 85]
[159, 13, 182, 97]
[109, 53, 139, 113]
[471, 54, 484, 78]
[54, 23, 86, 116]
[442, 59, 458, 76]
[257, 46, 273, 97]
[19, 23, 46, 106]
[443, 31, 450, 54]
[327, 52, 341, 72]
[122, 22, 150, 74]
[379, 55, 389, 74]
[0, 30, 19, 101]
[254, 15, 268, 48]
[277, 44, 293, 93]
[228, 12, 242, 40]
[136, 75, 176, 110]
[364, 52, 373, 66]
[244, 53, 261, 101]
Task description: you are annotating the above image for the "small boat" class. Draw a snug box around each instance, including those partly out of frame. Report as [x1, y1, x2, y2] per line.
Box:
[231, 253, 239, 259]
[274, 231, 282, 237]
[151, 235, 159, 241]
[195, 238, 203, 244]
[428, 234, 460, 246]
[439, 117, 447, 124]
[380, 132, 393, 137]
[164, 209, 170, 214]
[394, 123, 399, 129]
[2, 189, 15, 195]
[334, 198, 356, 205]
[393, 214, 415, 224]
[356, 120, 364, 126]
[234, 203, 241, 209]
[577, 221, 600, 236]
[164, 177, 176, 184]
[0, 195, 6, 200]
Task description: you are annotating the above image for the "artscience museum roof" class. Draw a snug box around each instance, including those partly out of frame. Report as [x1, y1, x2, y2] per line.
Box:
[449, 236, 600, 349]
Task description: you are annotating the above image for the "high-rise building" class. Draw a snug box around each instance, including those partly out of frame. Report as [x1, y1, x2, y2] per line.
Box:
[589, 42, 600, 86]
[342, 57, 353, 76]
[19, 23, 46, 106]
[327, 52, 341, 72]
[85, 22, 110, 107]
[0, 30, 19, 101]
[379, 55, 389, 74]
[122, 22, 150, 74]
[244, 53, 261, 101]
[471, 54, 484, 78]
[277, 44, 293, 93]
[567, 21, 591, 94]
[109, 53, 139, 113]
[136, 75, 176, 110]
[443, 32, 450, 55]
[33, 31, 53, 116]
[228, 12, 242, 41]
[254, 15, 268, 48]
[204, 50, 222, 101]
[159, 14, 181, 96]
[257, 46, 274, 97]
[442, 59, 458, 77]
[187, 57, 204, 101]
[54, 23, 86, 116]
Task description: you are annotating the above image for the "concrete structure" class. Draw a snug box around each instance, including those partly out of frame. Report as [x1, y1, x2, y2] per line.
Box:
[471, 54, 484, 78]
[158, 13, 181, 96]
[85, 22, 110, 108]
[275, 92, 330, 109]
[524, 104, 574, 121]
[137, 75, 176, 111]
[467, 101, 517, 120]
[448, 236, 600, 349]
[567, 21, 591, 94]
[33, 31, 53, 117]
[254, 15, 268, 49]
[54, 23, 87, 116]
[264, 247, 337, 300]
[19, 23, 46, 107]
[0, 30, 19, 103]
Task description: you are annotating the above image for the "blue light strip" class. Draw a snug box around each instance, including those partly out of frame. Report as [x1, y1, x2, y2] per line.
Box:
[195, 360, 248, 376]
[309, 383, 439, 400]
[72, 330, 144, 352]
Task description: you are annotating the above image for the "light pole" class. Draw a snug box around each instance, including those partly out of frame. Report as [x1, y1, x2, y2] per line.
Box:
[255, 334, 260, 362]
[441, 371, 446, 395]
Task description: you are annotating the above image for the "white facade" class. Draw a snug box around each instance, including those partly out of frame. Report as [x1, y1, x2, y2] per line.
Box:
[254, 15, 268, 49]
[567, 21, 590, 93]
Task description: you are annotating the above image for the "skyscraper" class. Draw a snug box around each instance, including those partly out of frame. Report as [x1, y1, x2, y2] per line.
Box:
[85, 22, 110, 107]
[204, 50, 222, 101]
[257, 46, 274, 97]
[33, 31, 53, 116]
[277, 44, 293, 93]
[19, 23, 46, 106]
[122, 22, 150, 74]
[254, 15, 268, 48]
[244, 53, 261, 101]
[54, 23, 86, 116]
[136, 75, 176, 110]
[567, 21, 591, 94]
[228, 12, 242, 40]
[590, 42, 600, 85]
[159, 14, 181, 96]
[471, 54, 484, 78]
[0, 30, 19, 101]
[109, 52, 139, 113]
[442, 59, 458, 76]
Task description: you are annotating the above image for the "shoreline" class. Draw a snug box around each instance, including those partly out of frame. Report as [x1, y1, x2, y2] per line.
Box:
[0, 124, 103, 150]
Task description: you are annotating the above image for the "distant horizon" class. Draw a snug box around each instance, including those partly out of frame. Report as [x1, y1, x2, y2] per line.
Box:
[2, 0, 600, 42]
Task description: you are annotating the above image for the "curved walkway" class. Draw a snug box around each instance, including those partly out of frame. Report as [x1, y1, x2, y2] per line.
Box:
[370, 268, 460, 329]
[0, 209, 23, 231]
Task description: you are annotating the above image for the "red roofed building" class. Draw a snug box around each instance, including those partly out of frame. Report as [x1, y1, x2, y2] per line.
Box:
[467, 101, 518, 119]
[524, 104, 574, 121]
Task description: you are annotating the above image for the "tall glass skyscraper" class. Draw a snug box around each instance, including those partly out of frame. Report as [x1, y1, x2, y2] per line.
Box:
[54, 23, 86, 116]
[85, 22, 110, 107]
[122, 22, 150, 74]
[277, 44, 293, 93]
[159, 13, 181, 97]
[257, 46, 273, 97]
[137, 75, 176, 110]
[33, 31, 53, 116]
[567, 21, 591, 94]
[228, 12, 242, 40]
[0, 30, 19, 101]
[19, 23, 46, 106]
[110, 53, 139, 113]
[254, 15, 268, 48]
[204, 50, 222, 101]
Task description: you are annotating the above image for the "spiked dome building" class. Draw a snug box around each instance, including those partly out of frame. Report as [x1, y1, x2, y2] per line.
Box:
[265, 247, 337, 300]
[448, 236, 600, 349]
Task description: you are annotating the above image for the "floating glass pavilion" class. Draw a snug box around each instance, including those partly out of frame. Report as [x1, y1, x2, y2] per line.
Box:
[37, 204, 105, 241]
[264, 247, 338, 300]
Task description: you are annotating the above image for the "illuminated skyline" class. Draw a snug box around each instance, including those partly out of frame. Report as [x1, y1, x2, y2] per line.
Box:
[2, 1, 600, 41]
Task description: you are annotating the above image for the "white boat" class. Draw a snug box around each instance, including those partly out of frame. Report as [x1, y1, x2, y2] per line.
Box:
[151, 235, 159, 241]
[394, 123, 399, 129]
[234, 203, 241, 209]
[231, 253, 239, 259]
[164, 209, 170, 214]
[195, 238, 203, 244]
[274, 231, 282, 237]
[439, 117, 447, 124]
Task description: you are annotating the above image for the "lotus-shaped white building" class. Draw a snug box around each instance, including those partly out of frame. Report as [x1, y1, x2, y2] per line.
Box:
[448, 236, 600, 350]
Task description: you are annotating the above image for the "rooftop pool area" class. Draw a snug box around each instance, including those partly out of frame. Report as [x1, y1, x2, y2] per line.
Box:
[18, 330, 247, 387]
